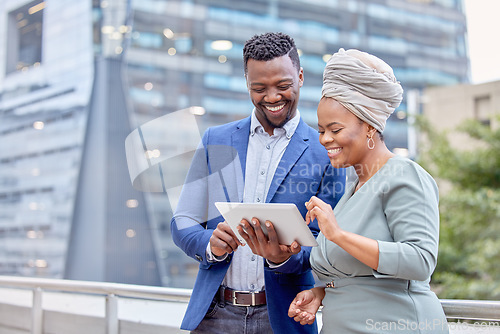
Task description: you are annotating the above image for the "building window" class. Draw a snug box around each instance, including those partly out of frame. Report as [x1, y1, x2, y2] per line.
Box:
[6, 1, 44, 74]
[474, 95, 491, 127]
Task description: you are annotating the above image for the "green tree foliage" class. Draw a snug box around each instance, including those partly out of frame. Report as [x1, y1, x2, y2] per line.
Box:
[417, 117, 500, 300]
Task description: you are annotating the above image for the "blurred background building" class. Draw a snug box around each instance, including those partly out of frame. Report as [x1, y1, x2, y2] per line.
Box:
[423, 80, 500, 149]
[0, 0, 469, 288]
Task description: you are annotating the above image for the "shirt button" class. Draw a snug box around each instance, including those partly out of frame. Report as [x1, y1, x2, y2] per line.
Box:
[250, 284, 255, 290]
[260, 171, 265, 175]
[266, 144, 270, 149]
[256, 198, 261, 202]
[251, 256, 256, 261]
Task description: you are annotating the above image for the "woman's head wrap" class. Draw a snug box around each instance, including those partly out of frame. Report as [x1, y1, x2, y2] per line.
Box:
[321, 48, 403, 133]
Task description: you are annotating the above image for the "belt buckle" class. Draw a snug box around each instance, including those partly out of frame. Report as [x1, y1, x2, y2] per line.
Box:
[230, 290, 255, 306]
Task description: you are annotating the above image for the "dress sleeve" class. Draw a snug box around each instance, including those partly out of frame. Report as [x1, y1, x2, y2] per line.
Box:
[374, 161, 440, 281]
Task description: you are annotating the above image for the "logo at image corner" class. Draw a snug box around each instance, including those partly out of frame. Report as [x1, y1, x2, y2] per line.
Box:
[365, 318, 449, 331]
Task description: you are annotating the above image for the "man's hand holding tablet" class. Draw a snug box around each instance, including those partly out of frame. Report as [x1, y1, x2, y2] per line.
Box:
[214, 202, 318, 263]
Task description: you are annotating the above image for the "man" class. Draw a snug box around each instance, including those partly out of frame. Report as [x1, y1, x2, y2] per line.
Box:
[171, 32, 345, 333]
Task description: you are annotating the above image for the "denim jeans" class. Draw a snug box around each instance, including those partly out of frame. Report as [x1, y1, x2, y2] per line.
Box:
[191, 300, 273, 334]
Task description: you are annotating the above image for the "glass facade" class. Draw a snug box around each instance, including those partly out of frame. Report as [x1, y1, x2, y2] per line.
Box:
[0, 0, 93, 278]
[0, 0, 468, 287]
[6, 0, 44, 73]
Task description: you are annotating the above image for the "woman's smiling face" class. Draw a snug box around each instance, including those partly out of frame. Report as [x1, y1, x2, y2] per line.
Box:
[317, 97, 370, 168]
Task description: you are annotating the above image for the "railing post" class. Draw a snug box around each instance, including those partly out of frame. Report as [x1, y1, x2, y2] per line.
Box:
[106, 293, 119, 334]
[31, 287, 43, 334]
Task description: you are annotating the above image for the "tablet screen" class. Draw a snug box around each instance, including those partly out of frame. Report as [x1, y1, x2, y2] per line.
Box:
[214, 202, 318, 247]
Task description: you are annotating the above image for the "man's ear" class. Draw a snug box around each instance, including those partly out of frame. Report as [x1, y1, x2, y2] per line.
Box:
[298, 67, 304, 87]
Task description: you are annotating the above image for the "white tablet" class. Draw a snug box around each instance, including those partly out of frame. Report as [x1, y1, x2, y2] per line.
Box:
[214, 202, 318, 247]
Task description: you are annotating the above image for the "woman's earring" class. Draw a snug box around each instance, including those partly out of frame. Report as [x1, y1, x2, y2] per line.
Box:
[367, 136, 375, 150]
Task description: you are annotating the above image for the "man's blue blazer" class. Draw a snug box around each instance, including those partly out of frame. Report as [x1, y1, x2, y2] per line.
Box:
[171, 116, 345, 333]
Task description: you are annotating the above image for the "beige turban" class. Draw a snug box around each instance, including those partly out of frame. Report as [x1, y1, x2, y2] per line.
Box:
[321, 48, 403, 133]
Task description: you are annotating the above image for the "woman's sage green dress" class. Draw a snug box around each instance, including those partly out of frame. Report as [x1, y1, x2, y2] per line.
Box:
[311, 156, 449, 333]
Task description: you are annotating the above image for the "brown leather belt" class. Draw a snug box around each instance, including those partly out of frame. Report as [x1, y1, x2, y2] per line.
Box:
[218, 286, 266, 306]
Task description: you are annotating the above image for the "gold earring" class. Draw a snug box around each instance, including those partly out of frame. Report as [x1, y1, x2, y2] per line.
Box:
[367, 136, 375, 150]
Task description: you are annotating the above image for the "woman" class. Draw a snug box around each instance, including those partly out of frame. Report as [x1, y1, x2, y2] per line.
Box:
[288, 49, 449, 333]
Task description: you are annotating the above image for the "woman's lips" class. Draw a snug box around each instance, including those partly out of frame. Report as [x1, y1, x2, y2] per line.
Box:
[326, 147, 342, 158]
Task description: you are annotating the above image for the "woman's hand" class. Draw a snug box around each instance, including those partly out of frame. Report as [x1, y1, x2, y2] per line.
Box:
[288, 287, 325, 325]
[306, 197, 380, 270]
[305, 196, 343, 243]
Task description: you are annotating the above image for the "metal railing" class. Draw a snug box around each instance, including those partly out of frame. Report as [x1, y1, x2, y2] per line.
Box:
[440, 299, 500, 321]
[0, 275, 191, 334]
[0, 275, 499, 334]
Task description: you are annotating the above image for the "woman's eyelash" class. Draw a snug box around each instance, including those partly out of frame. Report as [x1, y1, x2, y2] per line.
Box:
[318, 129, 341, 134]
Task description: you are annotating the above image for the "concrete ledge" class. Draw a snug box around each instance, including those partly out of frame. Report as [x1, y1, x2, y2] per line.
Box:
[0, 303, 30, 333]
[0, 287, 188, 334]
[44, 310, 105, 334]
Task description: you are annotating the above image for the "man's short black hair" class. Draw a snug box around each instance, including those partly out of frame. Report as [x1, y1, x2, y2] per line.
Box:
[243, 32, 300, 75]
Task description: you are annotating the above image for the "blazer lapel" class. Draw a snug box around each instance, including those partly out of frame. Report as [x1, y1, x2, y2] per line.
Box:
[231, 117, 251, 202]
[266, 120, 309, 202]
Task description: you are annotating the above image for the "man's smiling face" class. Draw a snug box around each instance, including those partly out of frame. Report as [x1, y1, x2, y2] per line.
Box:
[246, 55, 303, 134]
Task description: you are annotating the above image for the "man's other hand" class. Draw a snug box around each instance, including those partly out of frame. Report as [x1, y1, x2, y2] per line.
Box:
[237, 218, 301, 264]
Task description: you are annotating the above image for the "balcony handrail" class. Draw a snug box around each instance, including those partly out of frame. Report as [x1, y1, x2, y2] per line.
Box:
[0, 275, 499, 334]
[0, 275, 191, 302]
[440, 299, 500, 322]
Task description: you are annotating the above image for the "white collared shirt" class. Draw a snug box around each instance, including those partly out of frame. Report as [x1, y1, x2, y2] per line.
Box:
[208, 109, 300, 292]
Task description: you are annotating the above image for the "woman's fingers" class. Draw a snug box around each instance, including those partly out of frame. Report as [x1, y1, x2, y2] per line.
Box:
[305, 210, 310, 225]
[293, 312, 315, 325]
[306, 196, 332, 212]
[310, 206, 328, 223]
